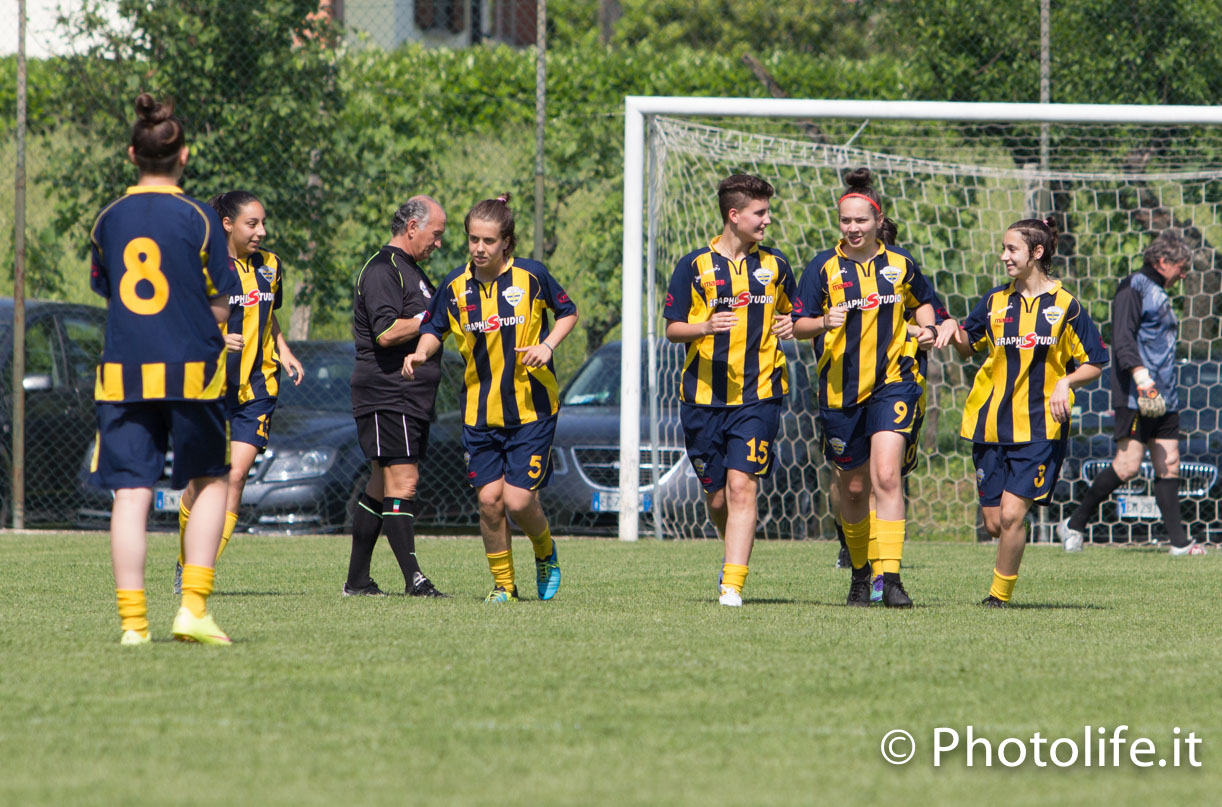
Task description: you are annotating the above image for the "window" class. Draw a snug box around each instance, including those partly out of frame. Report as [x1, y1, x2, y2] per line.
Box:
[415, 0, 464, 33]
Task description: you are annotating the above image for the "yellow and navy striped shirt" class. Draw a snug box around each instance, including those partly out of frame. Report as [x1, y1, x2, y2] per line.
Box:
[663, 238, 797, 407]
[90, 185, 239, 402]
[794, 241, 938, 409]
[421, 257, 577, 429]
[226, 249, 284, 405]
[960, 280, 1108, 444]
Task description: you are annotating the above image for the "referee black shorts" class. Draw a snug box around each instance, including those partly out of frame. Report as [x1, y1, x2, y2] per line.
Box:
[1114, 406, 1180, 443]
[355, 411, 430, 466]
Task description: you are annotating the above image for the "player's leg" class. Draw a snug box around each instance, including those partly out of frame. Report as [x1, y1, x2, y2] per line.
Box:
[1150, 436, 1194, 553]
[112, 487, 153, 645]
[984, 490, 1033, 607]
[715, 400, 780, 605]
[869, 430, 911, 607]
[837, 463, 872, 605]
[466, 425, 516, 602]
[381, 460, 423, 585]
[215, 441, 257, 562]
[1060, 411, 1145, 550]
[344, 463, 386, 596]
[501, 416, 560, 600]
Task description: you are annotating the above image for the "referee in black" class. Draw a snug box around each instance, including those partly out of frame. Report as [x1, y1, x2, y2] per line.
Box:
[344, 196, 449, 596]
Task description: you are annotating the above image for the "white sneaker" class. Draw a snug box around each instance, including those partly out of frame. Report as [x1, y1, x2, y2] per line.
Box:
[1057, 519, 1085, 552]
[718, 584, 743, 607]
[120, 630, 150, 646]
[1170, 543, 1207, 556]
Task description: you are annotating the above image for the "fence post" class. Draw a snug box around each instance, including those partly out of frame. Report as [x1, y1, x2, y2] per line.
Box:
[533, 0, 546, 261]
[11, 0, 28, 529]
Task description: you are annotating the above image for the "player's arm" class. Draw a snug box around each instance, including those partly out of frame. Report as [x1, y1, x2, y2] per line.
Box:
[951, 297, 988, 359]
[665, 314, 738, 343]
[210, 294, 229, 325]
[402, 332, 442, 379]
[271, 314, 304, 385]
[376, 317, 421, 347]
[1050, 362, 1104, 423]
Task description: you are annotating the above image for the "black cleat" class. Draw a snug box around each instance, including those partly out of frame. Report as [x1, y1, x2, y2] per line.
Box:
[342, 579, 387, 597]
[882, 579, 913, 608]
[407, 571, 449, 598]
[835, 545, 852, 569]
[980, 595, 1006, 608]
[846, 566, 872, 606]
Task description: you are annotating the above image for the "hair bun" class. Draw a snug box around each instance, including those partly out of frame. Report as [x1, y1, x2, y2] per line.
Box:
[134, 92, 173, 124]
[843, 167, 874, 190]
[496, 193, 511, 204]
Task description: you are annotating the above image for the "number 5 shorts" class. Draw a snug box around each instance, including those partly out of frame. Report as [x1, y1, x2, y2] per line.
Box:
[89, 400, 229, 490]
[818, 382, 922, 472]
[680, 399, 782, 494]
[971, 438, 1067, 507]
[461, 414, 557, 490]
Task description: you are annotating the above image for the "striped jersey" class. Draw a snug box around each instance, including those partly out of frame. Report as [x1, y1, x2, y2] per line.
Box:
[663, 238, 797, 407]
[421, 257, 577, 428]
[89, 185, 239, 402]
[794, 241, 938, 409]
[226, 249, 284, 405]
[960, 280, 1109, 444]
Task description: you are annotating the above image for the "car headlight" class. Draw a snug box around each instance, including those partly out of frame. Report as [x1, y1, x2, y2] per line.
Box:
[261, 447, 337, 481]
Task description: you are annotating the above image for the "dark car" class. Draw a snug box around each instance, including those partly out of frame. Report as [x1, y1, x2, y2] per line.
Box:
[77, 341, 477, 533]
[539, 339, 821, 538]
[1046, 361, 1222, 544]
[0, 298, 107, 526]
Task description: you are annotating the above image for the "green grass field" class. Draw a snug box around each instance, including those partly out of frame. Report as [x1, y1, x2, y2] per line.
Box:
[1, 533, 1218, 806]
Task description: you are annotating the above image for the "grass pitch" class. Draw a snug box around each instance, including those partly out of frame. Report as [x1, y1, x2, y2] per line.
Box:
[1, 533, 1218, 806]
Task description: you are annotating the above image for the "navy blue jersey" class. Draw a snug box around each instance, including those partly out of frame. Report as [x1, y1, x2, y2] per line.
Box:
[90, 185, 239, 402]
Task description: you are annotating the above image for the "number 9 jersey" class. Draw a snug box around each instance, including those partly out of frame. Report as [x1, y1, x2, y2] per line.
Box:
[89, 185, 240, 402]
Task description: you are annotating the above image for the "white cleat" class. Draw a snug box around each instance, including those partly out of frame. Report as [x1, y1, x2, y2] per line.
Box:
[718, 584, 743, 607]
[120, 630, 150, 646]
[1169, 543, 1207, 556]
[1057, 519, 1085, 552]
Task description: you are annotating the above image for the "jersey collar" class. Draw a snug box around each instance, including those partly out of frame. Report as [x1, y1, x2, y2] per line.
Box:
[125, 185, 183, 195]
[1005, 278, 1062, 298]
[835, 239, 886, 262]
[466, 256, 514, 284]
[708, 235, 759, 261]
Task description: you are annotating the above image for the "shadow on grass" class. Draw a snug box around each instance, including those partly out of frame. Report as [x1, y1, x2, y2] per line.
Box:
[997, 602, 1106, 610]
[215, 590, 305, 597]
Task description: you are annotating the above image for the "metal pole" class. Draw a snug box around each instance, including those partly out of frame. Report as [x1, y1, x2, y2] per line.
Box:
[12, 0, 28, 529]
[644, 117, 662, 540]
[618, 100, 644, 541]
[532, 0, 545, 261]
[1039, 0, 1051, 175]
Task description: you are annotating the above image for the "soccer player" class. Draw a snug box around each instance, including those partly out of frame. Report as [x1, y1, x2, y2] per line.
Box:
[1057, 232, 1200, 555]
[403, 193, 577, 603]
[88, 93, 242, 645]
[663, 174, 796, 607]
[345, 196, 449, 598]
[951, 217, 1108, 607]
[793, 168, 957, 608]
[172, 190, 305, 593]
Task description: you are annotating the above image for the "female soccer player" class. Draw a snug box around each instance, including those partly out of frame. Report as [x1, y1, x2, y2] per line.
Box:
[89, 93, 242, 644]
[403, 194, 578, 602]
[173, 191, 304, 591]
[951, 217, 1108, 606]
[793, 168, 958, 608]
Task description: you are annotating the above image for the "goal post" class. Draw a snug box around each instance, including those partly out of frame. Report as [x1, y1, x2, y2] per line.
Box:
[619, 97, 1222, 542]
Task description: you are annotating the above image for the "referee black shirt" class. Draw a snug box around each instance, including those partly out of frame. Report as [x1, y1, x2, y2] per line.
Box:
[351, 245, 442, 420]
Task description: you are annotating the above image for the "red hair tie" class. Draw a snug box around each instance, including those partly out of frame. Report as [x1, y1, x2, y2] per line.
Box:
[839, 192, 881, 213]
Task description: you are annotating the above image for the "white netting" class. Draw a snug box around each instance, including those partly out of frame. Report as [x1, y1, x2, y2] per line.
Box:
[644, 115, 1222, 543]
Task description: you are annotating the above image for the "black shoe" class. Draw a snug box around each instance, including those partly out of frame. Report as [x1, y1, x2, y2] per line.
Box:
[342, 579, 387, 597]
[882, 579, 913, 608]
[980, 595, 1006, 608]
[407, 571, 449, 598]
[846, 566, 872, 606]
[835, 545, 852, 569]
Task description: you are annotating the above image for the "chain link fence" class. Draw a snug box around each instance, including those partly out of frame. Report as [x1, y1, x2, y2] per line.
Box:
[2, 0, 1221, 538]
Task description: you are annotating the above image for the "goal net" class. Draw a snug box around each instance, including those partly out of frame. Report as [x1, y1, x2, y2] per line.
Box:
[628, 104, 1222, 545]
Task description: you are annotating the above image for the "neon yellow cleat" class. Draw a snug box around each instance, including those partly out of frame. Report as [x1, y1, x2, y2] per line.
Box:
[484, 585, 519, 604]
[171, 607, 233, 645]
[120, 630, 151, 646]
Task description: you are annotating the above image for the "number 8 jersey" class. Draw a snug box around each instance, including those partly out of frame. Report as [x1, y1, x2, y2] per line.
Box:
[90, 185, 240, 403]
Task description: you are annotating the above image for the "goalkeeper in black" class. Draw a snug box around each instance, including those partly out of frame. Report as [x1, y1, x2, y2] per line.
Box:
[1058, 232, 1198, 554]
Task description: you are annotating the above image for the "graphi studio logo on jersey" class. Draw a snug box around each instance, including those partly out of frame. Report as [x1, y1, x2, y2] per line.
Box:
[713, 291, 775, 309]
[231, 289, 276, 307]
[846, 292, 903, 312]
[995, 333, 1056, 349]
[465, 313, 526, 333]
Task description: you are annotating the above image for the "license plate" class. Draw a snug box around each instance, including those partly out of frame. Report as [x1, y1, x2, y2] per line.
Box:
[154, 489, 182, 513]
[592, 491, 653, 513]
[1117, 494, 1160, 519]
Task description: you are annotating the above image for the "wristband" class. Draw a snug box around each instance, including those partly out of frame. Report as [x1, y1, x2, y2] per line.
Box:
[925, 324, 938, 339]
[541, 342, 554, 353]
[1132, 368, 1153, 387]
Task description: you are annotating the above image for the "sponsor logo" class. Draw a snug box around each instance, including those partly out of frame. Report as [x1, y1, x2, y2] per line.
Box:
[834, 455, 854, 464]
[828, 437, 847, 455]
[831, 281, 854, 291]
[665, 293, 675, 308]
[995, 332, 1056, 349]
[1043, 305, 1064, 326]
[712, 291, 775, 309]
[419, 280, 432, 299]
[258, 265, 276, 284]
[421, 311, 432, 323]
[880, 265, 902, 284]
[701, 477, 713, 486]
[702, 279, 726, 288]
[753, 267, 774, 285]
[464, 313, 526, 333]
[558, 291, 570, 303]
[456, 288, 470, 299]
[793, 298, 804, 314]
[231, 289, 276, 307]
[461, 304, 477, 312]
[976, 468, 985, 489]
[846, 292, 904, 312]
[502, 285, 525, 306]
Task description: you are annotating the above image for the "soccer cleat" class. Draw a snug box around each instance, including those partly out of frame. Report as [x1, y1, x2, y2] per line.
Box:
[408, 571, 449, 598]
[342, 579, 387, 597]
[882, 579, 913, 608]
[535, 545, 561, 601]
[870, 574, 884, 604]
[718, 584, 743, 607]
[120, 630, 151, 646]
[980, 595, 1007, 608]
[171, 607, 233, 645]
[1057, 519, 1085, 553]
[1169, 542, 1207, 556]
[846, 566, 872, 606]
[835, 545, 851, 569]
[484, 585, 519, 604]
[172, 561, 183, 595]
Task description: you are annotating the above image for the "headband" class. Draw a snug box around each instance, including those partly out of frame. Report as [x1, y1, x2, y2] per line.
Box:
[839, 192, 881, 213]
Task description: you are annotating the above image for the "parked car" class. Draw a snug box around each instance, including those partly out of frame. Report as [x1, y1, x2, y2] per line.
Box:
[539, 339, 821, 538]
[76, 341, 477, 533]
[0, 298, 107, 526]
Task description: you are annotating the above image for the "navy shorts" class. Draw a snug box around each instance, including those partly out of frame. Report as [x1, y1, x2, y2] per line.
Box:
[972, 439, 1067, 507]
[819, 382, 922, 471]
[680, 399, 782, 494]
[356, 411, 430, 466]
[462, 415, 556, 490]
[228, 397, 276, 451]
[89, 401, 229, 490]
[901, 387, 928, 477]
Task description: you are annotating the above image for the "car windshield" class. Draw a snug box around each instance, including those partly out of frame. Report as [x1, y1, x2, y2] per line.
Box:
[562, 343, 687, 407]
[276, 344, 354, 412]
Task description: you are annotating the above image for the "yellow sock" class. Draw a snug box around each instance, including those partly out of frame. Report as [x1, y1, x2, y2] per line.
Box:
[214, 510, 240, 562]
[527, 526, 554, 560]
[486, 550, 514, 591]
[868, 509, 882, 576]
[876, 518, 905, 575]
[843, 516, 870, 569]
[721, 563, 748, 594]
[116, 589, 148, 636]
[177, 501, 190, 566]
[180, 564, 215, 618]
[990, 569, 1018, 602]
